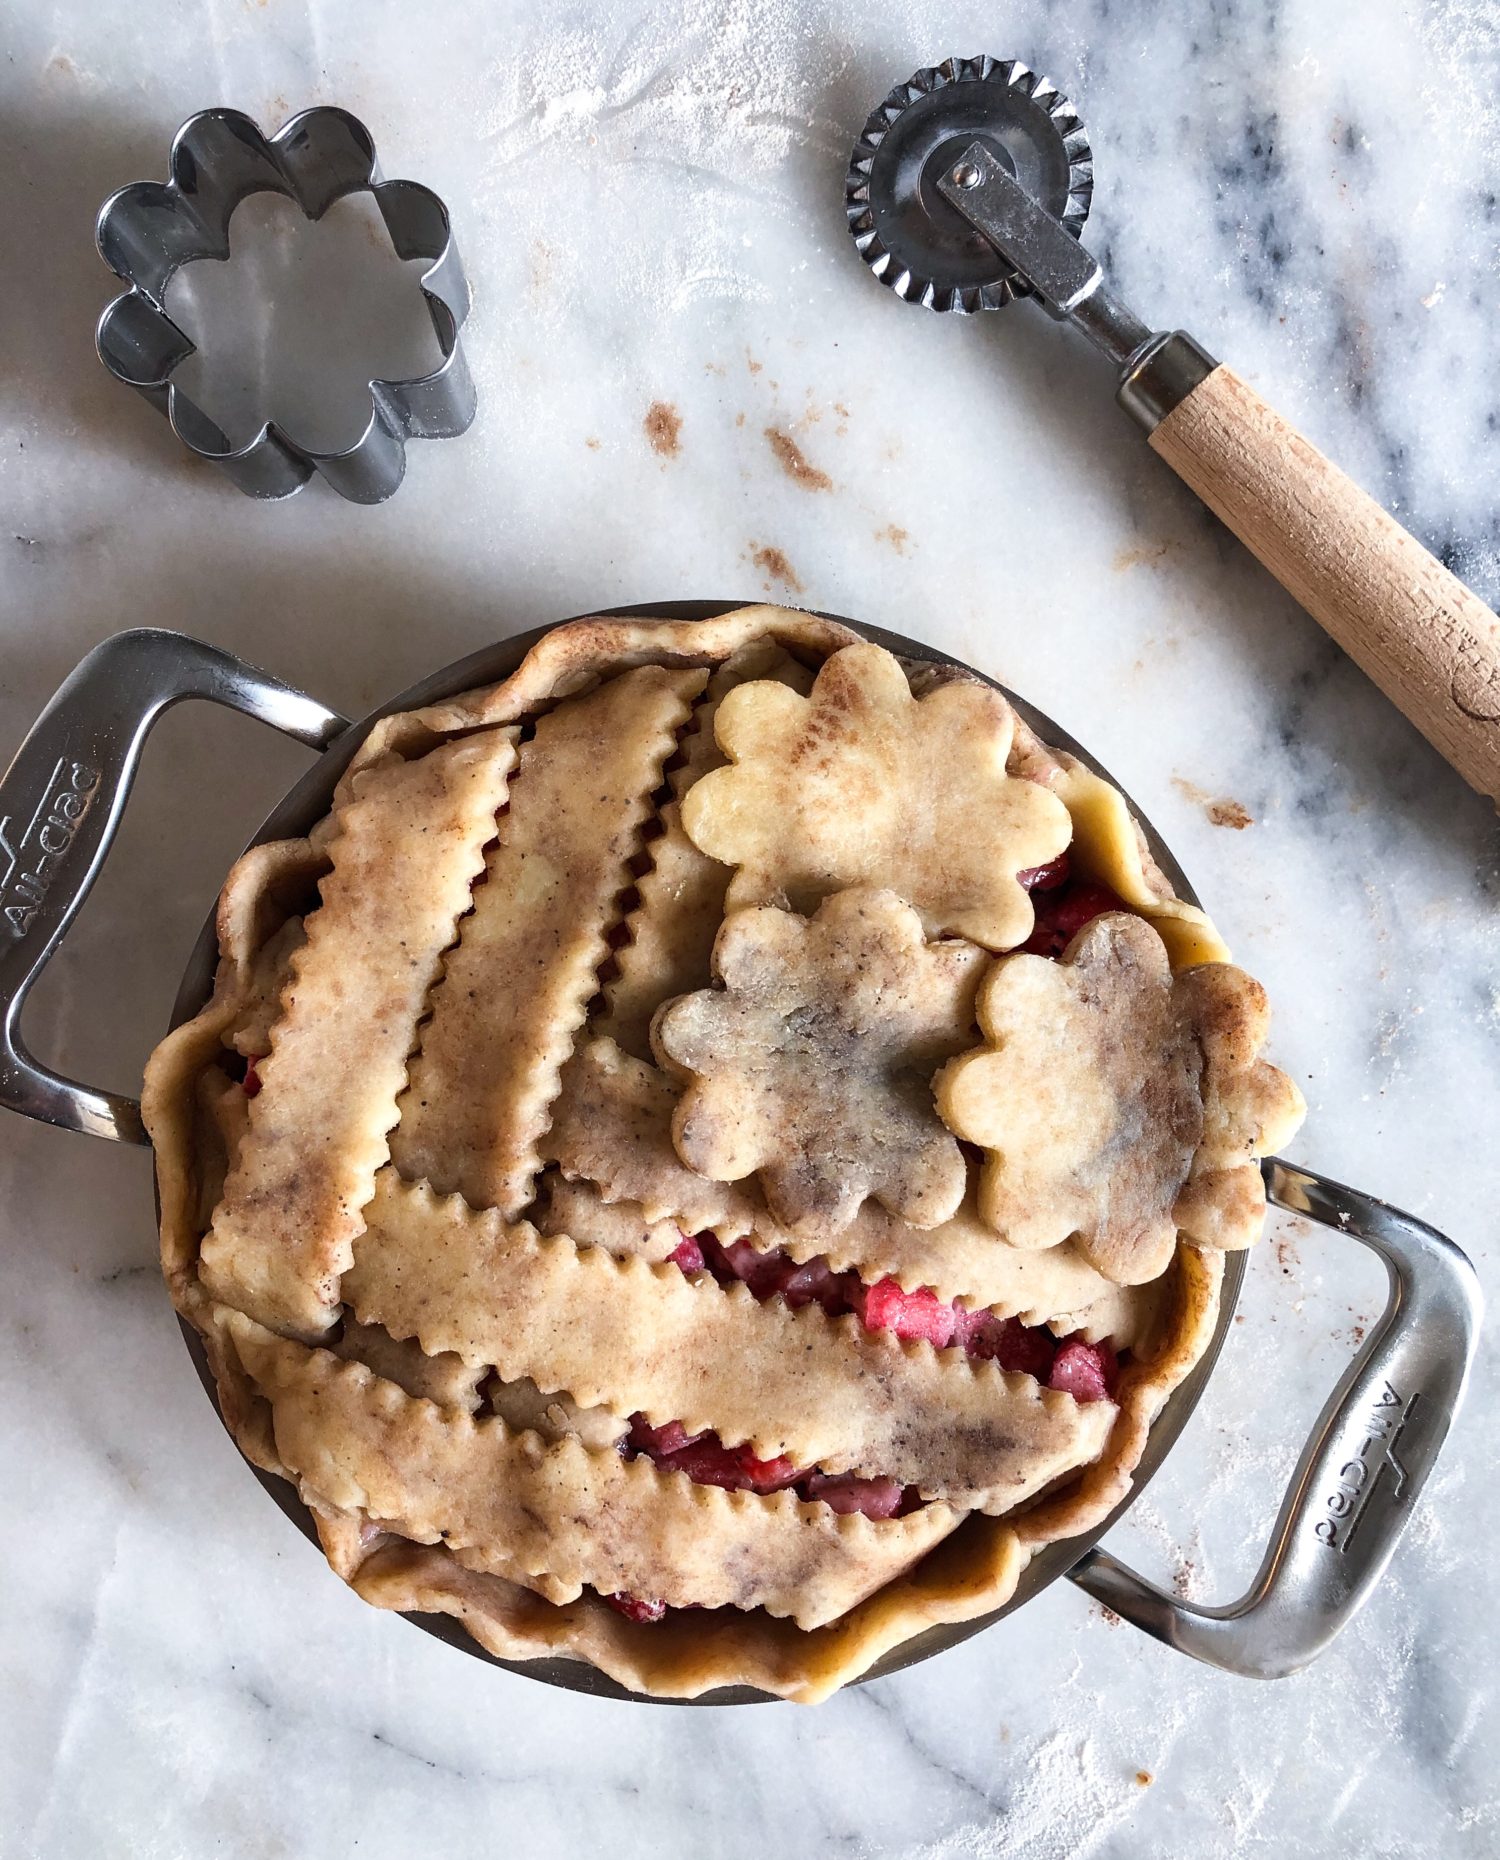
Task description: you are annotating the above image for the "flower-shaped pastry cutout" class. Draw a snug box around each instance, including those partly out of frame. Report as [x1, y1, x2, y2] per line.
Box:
[1171, 964, 1307, 1251]
[680, 642, 1071, 951]
[936, 913, 1306, 1284]
[936, 914, 1200, 1283]
[653, 887, 987, 1237]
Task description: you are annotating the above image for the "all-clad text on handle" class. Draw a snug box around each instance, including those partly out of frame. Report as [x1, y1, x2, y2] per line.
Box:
[1070, 1159, 1481, 1677]
[0, 630, 348, 1142]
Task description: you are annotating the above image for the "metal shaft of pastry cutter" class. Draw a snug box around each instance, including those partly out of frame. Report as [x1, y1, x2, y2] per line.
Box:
[937, 143, 1211, 423]
[938, 139, 1500, 806]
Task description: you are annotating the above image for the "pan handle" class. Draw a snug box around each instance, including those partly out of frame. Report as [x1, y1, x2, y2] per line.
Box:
[1069, 1158, 1481, 1676]
[0, 629, 349, 1144]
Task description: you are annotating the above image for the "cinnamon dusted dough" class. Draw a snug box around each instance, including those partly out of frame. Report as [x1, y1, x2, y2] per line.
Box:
[936, 913, 1305, 1285]
[655, 887, 986, 1235]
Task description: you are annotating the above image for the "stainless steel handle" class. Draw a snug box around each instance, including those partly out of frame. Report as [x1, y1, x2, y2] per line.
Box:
[0, 629, 349, 1144]
[1070, 1158, 1482, 1677]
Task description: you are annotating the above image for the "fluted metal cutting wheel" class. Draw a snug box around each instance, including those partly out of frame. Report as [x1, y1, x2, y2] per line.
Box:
[846, 55, 1093, 313]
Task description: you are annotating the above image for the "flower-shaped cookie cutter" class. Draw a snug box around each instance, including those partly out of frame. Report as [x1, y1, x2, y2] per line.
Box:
[95, 107, 475, 503]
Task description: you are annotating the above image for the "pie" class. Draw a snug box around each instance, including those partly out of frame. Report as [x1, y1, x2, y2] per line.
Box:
[143, 606, 1306, 1703]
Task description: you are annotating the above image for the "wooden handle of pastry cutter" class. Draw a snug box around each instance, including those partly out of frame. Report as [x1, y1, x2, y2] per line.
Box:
[1149, 364, 1500, 806]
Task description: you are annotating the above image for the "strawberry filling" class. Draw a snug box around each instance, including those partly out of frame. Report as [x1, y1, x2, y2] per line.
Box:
[604, 1591, 667, 1624]
[1048, 1338, 1119, 1403]
[614, 1202, 1125, 1623]
[802, 1472, 905, 1518]
[625, 1414, 803, 1494]
[242, 1055, 264, 1097]
[671, 1234, 1119, 1400]
[1018, 851, 1073, 892]
[857, 1277, 956, 1348]
[667, 1234, 706, 1274]
[1023, 877, 1129, 958]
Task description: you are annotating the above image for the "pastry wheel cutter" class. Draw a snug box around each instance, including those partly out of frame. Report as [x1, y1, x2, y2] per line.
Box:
[847, 55, 1500, 805]
[95, 106, 475, 504]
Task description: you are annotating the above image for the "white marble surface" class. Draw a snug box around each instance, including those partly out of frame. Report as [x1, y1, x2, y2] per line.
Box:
[2, 1, 1498, 1854]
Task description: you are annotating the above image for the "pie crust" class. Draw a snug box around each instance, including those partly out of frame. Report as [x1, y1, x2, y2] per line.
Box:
[144, 605, 1304, 1703]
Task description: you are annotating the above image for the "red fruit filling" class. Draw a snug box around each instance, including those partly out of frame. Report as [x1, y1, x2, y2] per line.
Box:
[1048, 1339, 1119, 1404]
[668, 1234, 706, 1275]
[802, 1473, 905, 1519]
[625, 1414, 802, 1494]
[666, 1235, 1120, 1400]
[624, 1414, 920, 1522]
[857, 1278, 957, 1348]
[242, 1055, 264, 1097]
[679, 1231, 860, 1314]
[954, 1308, 1060, 1378]
[1018, 851, 1072, 892]
[605, 1591, 667, 1624]
[1023, 878, 1129, 958]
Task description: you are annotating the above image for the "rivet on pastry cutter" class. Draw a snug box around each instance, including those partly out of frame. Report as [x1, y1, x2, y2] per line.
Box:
[847, 55, 1500, 805]
[95, 106, 475, 504]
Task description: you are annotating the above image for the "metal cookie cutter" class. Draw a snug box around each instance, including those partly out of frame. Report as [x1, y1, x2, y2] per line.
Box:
[95, 106, 475, 503]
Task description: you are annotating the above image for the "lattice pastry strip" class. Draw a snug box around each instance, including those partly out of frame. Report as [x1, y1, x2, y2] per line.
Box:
[391, 666, 705, 1216]
[343, 1176, 1116, 1512]
[199, 731, 519, 1338]
[532, 1174, 682, 1262]
[543, 1037, 1125, 1322]
[348, 1521, 1027, 1706]
[597, 642, 814, 1060]
[224, 1315, 960, 1630]
[532, 1173, 1157, 1348]
[334, 1318, 487, 1414]
[145, 836, 327, 1298]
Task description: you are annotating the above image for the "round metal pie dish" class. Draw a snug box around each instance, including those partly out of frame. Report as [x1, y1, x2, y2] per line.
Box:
[0, 602, 1480, 1704]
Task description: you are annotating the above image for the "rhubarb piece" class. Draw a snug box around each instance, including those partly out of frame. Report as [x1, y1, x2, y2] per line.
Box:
[858, 1278, 957, 1350]
[1048, 1340, 1117, 1404]
[955, 1310, 1058, 1380]
[668, 1234, 707, 1275]
[803, 1474, 906, 1519]
[605, 1592, 667, 1624]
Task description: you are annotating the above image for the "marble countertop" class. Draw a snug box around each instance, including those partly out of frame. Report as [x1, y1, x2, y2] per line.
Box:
[3, 1, 1497, 1854]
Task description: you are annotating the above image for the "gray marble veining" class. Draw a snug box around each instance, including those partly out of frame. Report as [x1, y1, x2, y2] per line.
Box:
[1, 1, 1497, 1855]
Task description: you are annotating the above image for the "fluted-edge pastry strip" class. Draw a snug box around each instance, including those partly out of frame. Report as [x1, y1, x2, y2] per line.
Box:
[531, 1172, 1150, 1348]
[596, 642, 815, 1060]
[544, 1038, 1128, 1325]
[390, 666, 706, 1217]
[224, 1314, 960, 1630]
[333, 1316, 488, 1413]
[344, 1176, 1117, 1512]
[199, 730, 520, 1339]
